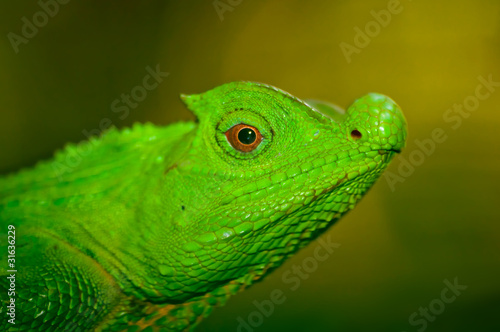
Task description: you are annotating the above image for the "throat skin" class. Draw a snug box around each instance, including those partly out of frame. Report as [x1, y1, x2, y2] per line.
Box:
[0, 81, 407, 331]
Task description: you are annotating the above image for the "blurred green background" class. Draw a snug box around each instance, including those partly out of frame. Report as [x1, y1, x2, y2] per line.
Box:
[0, 1, 499, 331]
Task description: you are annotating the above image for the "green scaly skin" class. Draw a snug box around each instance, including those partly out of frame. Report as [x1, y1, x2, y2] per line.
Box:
[0, 82, 407, 331]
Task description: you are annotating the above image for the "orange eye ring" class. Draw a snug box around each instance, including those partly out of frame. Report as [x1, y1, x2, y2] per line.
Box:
[225, 123, 263, 153]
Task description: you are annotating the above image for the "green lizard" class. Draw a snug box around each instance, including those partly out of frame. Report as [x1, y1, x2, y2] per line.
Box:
[0, 81, 407, 331]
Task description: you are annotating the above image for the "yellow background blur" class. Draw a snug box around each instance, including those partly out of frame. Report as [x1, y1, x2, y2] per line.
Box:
[0, 1, 499, 331]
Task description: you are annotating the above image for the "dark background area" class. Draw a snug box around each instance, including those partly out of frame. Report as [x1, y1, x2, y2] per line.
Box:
[0, 1, 499, 331]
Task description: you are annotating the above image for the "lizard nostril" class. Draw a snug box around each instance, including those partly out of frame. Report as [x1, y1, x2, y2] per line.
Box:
[350, 129, 362, 140]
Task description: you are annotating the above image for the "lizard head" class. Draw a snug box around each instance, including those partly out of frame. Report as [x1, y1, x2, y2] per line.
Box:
[146, 82, 407, 301]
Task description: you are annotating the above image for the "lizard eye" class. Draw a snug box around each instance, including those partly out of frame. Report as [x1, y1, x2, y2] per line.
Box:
[225, 123, 263, 152]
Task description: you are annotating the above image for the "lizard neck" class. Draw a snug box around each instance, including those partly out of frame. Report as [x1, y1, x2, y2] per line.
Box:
[1, 122, 197, 300]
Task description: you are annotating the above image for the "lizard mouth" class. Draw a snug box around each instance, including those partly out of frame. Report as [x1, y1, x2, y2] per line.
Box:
[318, 149, 396, 197]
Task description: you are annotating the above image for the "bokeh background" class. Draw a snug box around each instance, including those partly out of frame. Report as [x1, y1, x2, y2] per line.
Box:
[1, 1, 499, 331]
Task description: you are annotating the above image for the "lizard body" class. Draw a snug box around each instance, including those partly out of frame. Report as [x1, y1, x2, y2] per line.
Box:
[0, 82, 407, 331]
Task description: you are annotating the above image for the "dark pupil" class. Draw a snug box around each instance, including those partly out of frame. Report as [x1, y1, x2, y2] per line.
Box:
[238, 128, 256, 145]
